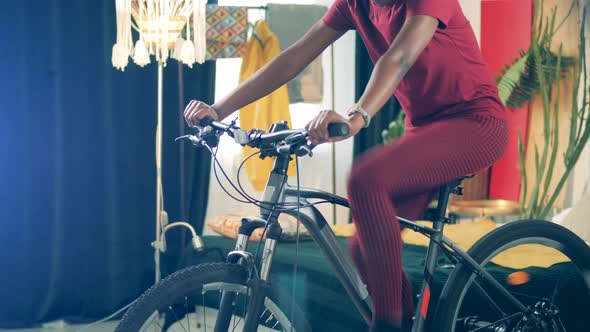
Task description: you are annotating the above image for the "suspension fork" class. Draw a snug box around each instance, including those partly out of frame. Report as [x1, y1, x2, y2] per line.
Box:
[242, 222, 282, 331]
[215, 219, 283, 331]
[242, 153, 289, 329]
[214, 222, 255, 332]
[218, 153, 289, 331]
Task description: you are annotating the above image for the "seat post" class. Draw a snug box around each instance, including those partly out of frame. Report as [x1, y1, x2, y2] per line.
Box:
[434, 178, 464, 228]
[435, 184, 452, 223]
[413, 182, 456, 331]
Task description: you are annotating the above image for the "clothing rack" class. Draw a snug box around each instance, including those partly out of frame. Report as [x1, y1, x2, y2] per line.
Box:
[247, 6, 268, 10]
[248, 22, 265, 48]
[246, 6, 268, 47]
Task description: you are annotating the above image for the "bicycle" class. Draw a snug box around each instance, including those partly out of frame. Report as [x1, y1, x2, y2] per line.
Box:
[116, 117, 590, 332]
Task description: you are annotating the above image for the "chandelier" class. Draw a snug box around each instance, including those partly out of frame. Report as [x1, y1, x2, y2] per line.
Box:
[112, 0, 207, 70]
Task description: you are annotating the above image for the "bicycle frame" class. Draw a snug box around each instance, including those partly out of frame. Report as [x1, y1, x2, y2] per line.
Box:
[227, 153, 528, 332]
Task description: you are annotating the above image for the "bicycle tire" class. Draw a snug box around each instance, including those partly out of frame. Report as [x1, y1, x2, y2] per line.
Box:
[116, 262, 311, 332]
[433, 220, 590, 332]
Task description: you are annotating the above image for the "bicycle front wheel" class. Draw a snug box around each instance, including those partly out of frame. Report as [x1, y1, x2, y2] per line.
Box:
[116, 263, 310, 332]
[433, 220, 590, 332]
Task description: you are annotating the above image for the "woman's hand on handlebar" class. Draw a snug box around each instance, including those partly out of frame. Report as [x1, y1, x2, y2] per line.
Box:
[305, 110, 362, 145]
[184, 100, 219, 127]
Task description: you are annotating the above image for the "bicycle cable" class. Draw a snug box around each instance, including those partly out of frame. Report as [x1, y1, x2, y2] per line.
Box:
[73, 299, 136, 332]
[207, 143, 263, 205]
[207, 141, 298, 209]
[206, 141, 334, 212]
[469, 312, 523, 332]
[233, 146, 318, 210]
[236, 148, 268, 204]
[290, 155, 302, 332]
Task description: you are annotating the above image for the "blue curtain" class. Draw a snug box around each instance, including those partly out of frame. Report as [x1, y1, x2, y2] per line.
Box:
[0, 0, 215, 327]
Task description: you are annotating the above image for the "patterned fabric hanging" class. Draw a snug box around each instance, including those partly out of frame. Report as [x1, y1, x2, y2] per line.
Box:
[205, 5, 248, 60]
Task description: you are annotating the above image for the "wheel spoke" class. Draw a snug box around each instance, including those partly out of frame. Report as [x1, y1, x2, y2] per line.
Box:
[509, 291, 545, 302]
[264, 314, 274, 324]
[231, 293, 238, 331]
[154, 316, 164, 330]
[557, 316, 566, 331]
[260, 308, 269, 321]
[230, 309, 235, 331]
[233, 292, 245, 331]
[472, 279, 505, 317]
[169, 306, 188, 332]
[467, 312, 522, 332]
[185, 297, 191, 332]
[231, 316, 242, 332]
[551, 277, 562, 303]
[202, 292, 207, 332]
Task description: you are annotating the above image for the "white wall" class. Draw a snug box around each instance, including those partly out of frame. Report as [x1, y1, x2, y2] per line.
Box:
[572, 145, 590, 203]
[332, 29, 356, 225]
[459, 0, 482, 44]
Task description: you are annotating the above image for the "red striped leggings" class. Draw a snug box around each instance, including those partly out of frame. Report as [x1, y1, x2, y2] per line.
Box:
[346, 113, 509, 324]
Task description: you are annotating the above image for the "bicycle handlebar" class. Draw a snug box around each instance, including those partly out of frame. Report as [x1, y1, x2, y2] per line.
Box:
[199, 116, 229, 130]
[199, 116, 350, 148]
[174, 116, 351, 158]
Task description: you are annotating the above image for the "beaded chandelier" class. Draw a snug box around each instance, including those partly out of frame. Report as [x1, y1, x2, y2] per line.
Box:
[112, 0, 207, 70]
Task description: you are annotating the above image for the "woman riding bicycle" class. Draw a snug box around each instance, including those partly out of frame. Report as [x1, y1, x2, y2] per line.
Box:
[184, 0, 509, 331]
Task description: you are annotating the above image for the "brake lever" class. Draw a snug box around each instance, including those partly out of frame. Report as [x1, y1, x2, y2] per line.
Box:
[276, 143, 312, 157]
[175, 135, 191, 142]
[175, 134, 203, 146]
[177, 125, 221, 147]
[221, 118, 249, 145]
[275, 133, 314, 157]
[296, 144, 313, 157]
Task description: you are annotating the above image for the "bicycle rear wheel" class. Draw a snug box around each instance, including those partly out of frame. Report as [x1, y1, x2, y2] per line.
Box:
[116, 263, 310, 332]
[433, 220, 590, 332]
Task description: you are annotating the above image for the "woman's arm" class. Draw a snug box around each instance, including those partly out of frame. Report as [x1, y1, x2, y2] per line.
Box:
[306, 15, 439, 144]
[356, 15, 438, 118]
[185, 21, 346, 126]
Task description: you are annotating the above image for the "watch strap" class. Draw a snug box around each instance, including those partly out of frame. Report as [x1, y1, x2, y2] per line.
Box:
[348, 104, 371, 128]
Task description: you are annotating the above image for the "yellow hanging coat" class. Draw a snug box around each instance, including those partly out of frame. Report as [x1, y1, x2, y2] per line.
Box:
[239, 20, 295, 191]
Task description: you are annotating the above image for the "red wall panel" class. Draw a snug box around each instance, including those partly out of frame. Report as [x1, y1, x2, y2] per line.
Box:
[481, 0, 533, 201]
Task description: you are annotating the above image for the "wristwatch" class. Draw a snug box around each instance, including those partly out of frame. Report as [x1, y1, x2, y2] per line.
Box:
[347, 103, 371, 128]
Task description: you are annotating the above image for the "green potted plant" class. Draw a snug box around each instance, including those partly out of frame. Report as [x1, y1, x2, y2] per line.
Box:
[497, 1, 577, 108]
[381, 112, 405, 144]
[497, 0, 590, 219]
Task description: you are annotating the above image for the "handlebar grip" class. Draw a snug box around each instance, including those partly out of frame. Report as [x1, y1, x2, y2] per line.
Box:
[199, 116, 215, 127]
[327, 122, 350, 138]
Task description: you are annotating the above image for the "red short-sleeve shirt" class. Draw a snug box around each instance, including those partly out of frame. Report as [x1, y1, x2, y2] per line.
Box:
[323, 0, 505, 125]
